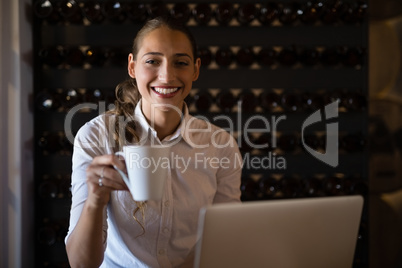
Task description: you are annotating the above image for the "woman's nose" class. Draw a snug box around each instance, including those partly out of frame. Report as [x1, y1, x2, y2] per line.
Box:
[158, 63, 175, 83]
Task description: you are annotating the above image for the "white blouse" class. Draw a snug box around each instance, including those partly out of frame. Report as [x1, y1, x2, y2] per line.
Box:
[65, 100, 242, 268]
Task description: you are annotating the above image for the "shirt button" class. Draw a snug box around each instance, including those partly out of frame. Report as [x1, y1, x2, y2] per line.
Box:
[158, 249, 166, 255]
[163, 228, 169, 234]
[164, 201, 170, 207]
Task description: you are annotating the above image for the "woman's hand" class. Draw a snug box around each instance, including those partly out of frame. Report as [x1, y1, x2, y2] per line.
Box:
[85, 154, 129, 207]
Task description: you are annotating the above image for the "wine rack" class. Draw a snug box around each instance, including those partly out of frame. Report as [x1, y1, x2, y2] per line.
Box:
[32, 0, 369, 267]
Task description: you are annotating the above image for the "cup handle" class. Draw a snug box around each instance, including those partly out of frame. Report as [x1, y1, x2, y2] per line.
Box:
[114, 151, 130, 187]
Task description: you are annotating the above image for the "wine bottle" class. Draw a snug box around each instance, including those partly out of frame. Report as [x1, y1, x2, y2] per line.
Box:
[197, 47, 212, 67]
[38, 178, 58, 199]
[34, 0, 62, 24]
[193, 3, 212, 26]
[329, 89, 347, 109]
[299, 1, 322, 25]
[260, 91, 281, 112]
[125, 2, 147, 23]
[216, 90, 236, 112]
[303, 91, 325, 112]
[170, 3, 191, 24]
[64, 47, 85, 67]
[257, 47, 277, 67]
[303, 177, 323, 197]
[62, 88, 82, 109]
[215, 47, 233, 67]
[59, 133, 73, 154]
[38, 219, 70, 246]
[85, 47, 108, 67]
[241, 177, 259, 201]
[193, 90, 212, 112]
[280, 175, 303, 198]
[147, 2, 168, 19]
[38, 47, 64, 67]
[35, 91, 61, 112]
[34, 0, 54, 19]
[59, 0, 83, 24]
[236, 47, 255, 67]
[341, 47, 364, 67]
[341, 1, 367, 24]
[277, 133, 299, 153]
[278, 3, 300, 25]
[277, 47, 298, 67]
[320, 0, 344, 24]
[343, 91, 367, 111]
[281, 91, 302, 112]
[254, 133, 274, 153]
[37, 132, 62, 154]
[299, 47, 320, 66]
[258, 3, 278, 25]
[236, 3, 257, 25]
[83, 0, 105, 24]
[108, 47, 127, 67]
[323, 175, 344, 196]
[214, 2, 234, 26]
[302, 133, 322, 151]
[321, 47, 341, 66]
[237, 90, 258, 113]
[37, 224, 57, 246]
[259, 176, 279, 199]
[102, 0, 126, 23]
[238, 133, 254, 153]
[83, 88, 104, 103]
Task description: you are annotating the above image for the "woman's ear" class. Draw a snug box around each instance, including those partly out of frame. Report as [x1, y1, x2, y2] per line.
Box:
[192, 58, 201, 81]
[128, 53, 136, 78]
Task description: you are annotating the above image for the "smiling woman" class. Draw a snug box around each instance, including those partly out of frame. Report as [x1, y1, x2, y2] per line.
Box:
[127, 24, 201, 132]
[64, 17, 242, 268]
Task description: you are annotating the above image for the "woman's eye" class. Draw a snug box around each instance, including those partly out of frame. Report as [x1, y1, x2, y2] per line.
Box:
[176, 61, 189, 66]
[145, 59, 158, 65]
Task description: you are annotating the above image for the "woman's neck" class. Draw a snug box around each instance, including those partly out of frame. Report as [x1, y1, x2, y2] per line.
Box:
[141, 102, 183, 141]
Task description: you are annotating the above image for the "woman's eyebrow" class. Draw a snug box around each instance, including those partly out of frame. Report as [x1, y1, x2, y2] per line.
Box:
[142, 52, 192, 59]
[175, 53, 192, 59]
[142, 52, 163, 58]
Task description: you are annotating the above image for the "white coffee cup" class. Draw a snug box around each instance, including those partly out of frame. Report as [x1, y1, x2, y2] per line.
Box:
[114, 145, 171, 201]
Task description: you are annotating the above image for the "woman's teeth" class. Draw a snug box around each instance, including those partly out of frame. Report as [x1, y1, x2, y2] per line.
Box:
[153, 87, 179, 94]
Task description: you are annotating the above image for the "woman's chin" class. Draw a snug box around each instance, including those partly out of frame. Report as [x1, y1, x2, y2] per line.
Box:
[152, 102, 183, 114]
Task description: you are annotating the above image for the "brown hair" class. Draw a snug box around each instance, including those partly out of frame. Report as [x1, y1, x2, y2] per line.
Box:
[106, 17, 199, 235]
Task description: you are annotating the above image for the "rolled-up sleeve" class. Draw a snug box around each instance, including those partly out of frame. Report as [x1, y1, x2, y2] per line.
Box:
[65, 115, 112, 249]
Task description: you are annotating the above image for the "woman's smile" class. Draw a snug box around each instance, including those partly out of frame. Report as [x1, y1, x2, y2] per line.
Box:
[151, 86, 181, 98]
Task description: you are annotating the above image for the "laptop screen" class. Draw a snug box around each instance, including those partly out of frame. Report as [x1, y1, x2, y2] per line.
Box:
[194, 195, 363, 268]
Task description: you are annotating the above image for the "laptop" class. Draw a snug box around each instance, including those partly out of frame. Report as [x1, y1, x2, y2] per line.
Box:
[194, 195, 363, 268]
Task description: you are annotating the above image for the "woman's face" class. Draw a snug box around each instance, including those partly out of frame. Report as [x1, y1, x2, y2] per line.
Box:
[128, 26, 201, 117]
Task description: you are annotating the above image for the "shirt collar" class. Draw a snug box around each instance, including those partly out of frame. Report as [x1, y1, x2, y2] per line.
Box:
[133, 99, 195, 148]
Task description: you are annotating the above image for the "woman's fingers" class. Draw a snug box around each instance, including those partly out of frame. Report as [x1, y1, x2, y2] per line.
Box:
[86, 163, 128, 191]
[83, 155, 128, 207]
[92, 154, 126, 172]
